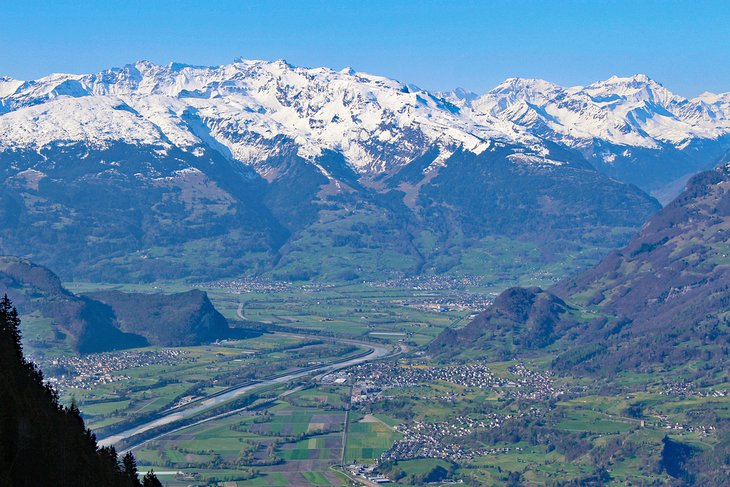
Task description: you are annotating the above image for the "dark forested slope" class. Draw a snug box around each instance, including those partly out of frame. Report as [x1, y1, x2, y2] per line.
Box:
[0, 296, 159, 487]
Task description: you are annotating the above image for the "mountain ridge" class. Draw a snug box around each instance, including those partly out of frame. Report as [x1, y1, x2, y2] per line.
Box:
[4, 59, 717, 283]
[2, 60, 729, 195]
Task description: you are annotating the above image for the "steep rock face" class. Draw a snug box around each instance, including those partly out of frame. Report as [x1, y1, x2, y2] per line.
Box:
[87, 289, 229, 347]
[428, 287, 573, 360]
[554, 164, 730, 371]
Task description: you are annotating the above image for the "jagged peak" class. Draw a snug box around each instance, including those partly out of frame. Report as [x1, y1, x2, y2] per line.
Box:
[490, 77, 563, 95]
[584, 74, 676, 97]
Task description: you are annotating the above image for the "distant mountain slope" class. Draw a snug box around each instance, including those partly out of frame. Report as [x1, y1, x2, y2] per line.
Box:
[0, 142, 287, 281]
[0, 256, 230, 353]
[432, 164, 730, 372]
[553, 164, 730, 371]
[4, 60, 718, 282]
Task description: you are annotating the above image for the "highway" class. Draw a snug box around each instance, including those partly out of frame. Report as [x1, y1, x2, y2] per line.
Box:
[97, 331, 396, 449]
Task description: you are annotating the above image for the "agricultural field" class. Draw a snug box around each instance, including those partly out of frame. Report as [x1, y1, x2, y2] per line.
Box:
[345, 412, 403, 464]
[133, 383, 354, 486]
[58, 334, 362, 434]
[50, 280, 730, 485]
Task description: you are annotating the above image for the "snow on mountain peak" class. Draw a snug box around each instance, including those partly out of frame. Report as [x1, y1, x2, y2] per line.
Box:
[0, 77, 23, 98]
[0, 59, 518, 175]
[0, 59, 729, 178]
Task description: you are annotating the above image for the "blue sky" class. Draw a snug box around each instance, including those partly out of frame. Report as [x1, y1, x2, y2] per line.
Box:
[1, 0, 728, 96]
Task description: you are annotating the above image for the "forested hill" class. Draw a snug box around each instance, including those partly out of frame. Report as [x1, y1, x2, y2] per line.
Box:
[0, 256, 232, 353]
[554, 163, 730, 373]
[0, 296, 161, 486]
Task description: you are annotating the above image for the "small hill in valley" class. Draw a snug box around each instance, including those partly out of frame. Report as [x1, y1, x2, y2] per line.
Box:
[428, 287, 577, 360]
[0, 256, 144, 353]
[0, 256, 231, 353]
[86, 289, 229, 347]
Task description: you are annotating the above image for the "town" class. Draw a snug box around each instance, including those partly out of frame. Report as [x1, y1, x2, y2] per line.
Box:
[42, 349, 189, 393]
[336, 360, 564, 404]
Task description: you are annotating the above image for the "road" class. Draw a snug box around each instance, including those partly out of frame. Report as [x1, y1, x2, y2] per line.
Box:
[97, 331, 396, 448]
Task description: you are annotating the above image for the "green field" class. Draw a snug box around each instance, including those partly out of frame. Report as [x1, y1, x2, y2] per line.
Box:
[345, 412, 403, 464]
[42, 280, 730, 486]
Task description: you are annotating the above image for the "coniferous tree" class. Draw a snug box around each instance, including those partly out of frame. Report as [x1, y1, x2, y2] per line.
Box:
[0, 296, 154, 487]
[122, 451, 142, 487]
[142, 470, 163, 487]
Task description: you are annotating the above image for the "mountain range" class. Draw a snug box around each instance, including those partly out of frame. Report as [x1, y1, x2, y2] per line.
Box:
[1, 60, 729, 282]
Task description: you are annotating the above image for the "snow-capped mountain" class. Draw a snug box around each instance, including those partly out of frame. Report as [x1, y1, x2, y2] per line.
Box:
[1, 60, 729, 196]
[0, 60, 529, 177]
[459, 74, 730, 196]
[466, 74, 730, 149]
[1, 59, 722, 283]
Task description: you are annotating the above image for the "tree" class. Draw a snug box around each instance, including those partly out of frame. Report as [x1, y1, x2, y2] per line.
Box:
[0, 294, 22, 358]
[142, 470, 163, 487]
[0, 297, 149, 486]
[122, 451, 142, 487]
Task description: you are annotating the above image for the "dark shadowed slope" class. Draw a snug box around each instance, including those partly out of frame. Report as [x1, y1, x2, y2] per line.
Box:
[87, 289, 229, 346]
[0, 256, 145, 353]
[0, 256, 231, 353]
[0, 297, 150, 487]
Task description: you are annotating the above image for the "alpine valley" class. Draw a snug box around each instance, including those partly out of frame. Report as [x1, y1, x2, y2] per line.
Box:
[3, 59, 730, 284]
[3, 58, 730, 487]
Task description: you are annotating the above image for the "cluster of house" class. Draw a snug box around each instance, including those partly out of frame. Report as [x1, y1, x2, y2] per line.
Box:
[380, 432, 522, 463]
[505, 363, 565, 400]
[404, 293, 493, 314]
[659, 381, 728, 398]
[344, 360, 564, 405]
[347, 361, 512, 395]
[368, 274, 485, 291]
[194, 276, 335, 294]
[657, 414, 717, 435]
[194, 277, 294, 293]
[380, 411, 537, 462]
[45, 349, 188, 392]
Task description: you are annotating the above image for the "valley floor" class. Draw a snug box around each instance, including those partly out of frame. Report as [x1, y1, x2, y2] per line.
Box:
[27, 278, 729, 486]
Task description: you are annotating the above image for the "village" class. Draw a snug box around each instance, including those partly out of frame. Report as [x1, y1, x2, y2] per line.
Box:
[336, 360, 564, 404]
[327, 359, 564, 471]
[381, 413, 536, 462]
[43, 349, 189, 392]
